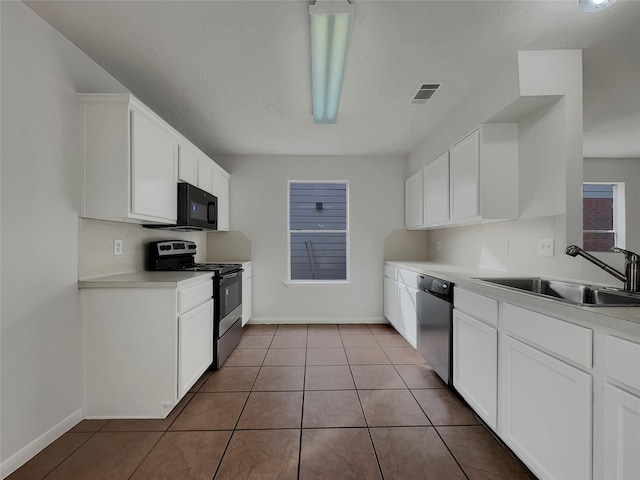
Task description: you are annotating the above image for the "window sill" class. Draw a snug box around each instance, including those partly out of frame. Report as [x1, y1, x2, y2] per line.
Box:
[284, 281, 351, 288]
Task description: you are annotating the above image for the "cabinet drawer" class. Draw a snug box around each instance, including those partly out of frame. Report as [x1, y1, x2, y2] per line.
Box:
[605, 335, 640, 392]
[397, 269, 418, 289]
[502, 303, 592, 368]
[454, 288, 498, 327]
[384, 265, 396, 280]
[178, 280, 213, 314]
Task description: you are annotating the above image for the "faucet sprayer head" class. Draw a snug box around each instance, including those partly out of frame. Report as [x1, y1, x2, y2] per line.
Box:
[565, 245, 581, 257]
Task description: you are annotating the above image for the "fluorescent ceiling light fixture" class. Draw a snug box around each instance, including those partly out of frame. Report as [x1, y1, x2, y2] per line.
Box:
[577, 0, 616, 12]
[309, 1, 355, 124]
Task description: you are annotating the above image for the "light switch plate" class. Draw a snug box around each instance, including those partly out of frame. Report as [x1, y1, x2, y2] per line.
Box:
[537, 238, 554, 257]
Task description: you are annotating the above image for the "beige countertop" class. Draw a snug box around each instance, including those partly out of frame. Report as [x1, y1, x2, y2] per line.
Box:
[78, 271, 215, 289]
[386, 261, 640, 336]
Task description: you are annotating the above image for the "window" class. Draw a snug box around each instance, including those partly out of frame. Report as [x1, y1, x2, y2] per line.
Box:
[583, 182, 625, 252]
[288, 181, 349, 282]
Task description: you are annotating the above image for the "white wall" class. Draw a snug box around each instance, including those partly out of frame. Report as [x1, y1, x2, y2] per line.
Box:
[0, 2, 127, 474]
[218, 154, 406, 323]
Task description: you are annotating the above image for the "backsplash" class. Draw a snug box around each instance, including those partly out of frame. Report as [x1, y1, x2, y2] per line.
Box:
[207, 231, 252, 261]
[384, 229, 428, 261]
[425, 215, 627, 287]
[78, 218, 207, 279]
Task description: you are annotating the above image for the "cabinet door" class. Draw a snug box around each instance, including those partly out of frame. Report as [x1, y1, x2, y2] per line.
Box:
[603, 383, 640, 480]
[197, 157, 214, 195]
[178, 299, 213, 398]
[405, 169, 424, 228]
[453, 309, 497, 428]
[397, 284, 418, 348]
[384, 276, 398, 328]
[500, 334, 592, 480]
[242, 271, 252, 327]
[212, 167, 230, 231]
[449, 129, 479, 221]
[178, 143, 198, 185]
[130, 109, 178, 221]
[423, 151, 450, 225]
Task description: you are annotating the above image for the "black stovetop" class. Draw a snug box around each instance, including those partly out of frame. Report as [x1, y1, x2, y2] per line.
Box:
[147, 240, 242, 274]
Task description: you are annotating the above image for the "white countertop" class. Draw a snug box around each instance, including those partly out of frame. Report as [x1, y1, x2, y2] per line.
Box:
[78, 271, 215, 289]
[386, 261, 640, 336]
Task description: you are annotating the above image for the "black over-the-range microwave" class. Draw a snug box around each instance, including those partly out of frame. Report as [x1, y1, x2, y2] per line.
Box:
[144, 183, 218, 232]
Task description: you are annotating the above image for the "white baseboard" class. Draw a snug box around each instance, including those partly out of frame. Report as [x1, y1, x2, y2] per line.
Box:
[0, 409, 83, 479]
[248, 317, 388, 325]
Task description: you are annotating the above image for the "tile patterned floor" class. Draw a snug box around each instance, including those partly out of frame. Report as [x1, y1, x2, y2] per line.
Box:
[8, 324, 537, 480]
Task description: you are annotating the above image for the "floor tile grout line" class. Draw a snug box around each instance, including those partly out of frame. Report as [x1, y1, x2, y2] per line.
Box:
[124, 430, 167, 480]
[40, 430, 97, 480]
[296, 334, 310, 479]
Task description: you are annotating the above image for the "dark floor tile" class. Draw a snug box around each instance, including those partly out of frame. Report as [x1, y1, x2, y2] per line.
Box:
[350, 365, 406, 389]
[338, 324, 372, 335]
[307, 332, 343, 348]
[242, 324, 278, 335]
[345, 347, 391, 365]
[7, 433, 92, 480]
[215, 430, 299, 479]
[368, 324, 398, 335]
[68, 419, 109, 433]
[300, 428, 381, 480]
[383, 347, 425, 365]
[437, 426, 537, 480]
[276, 324, 308, 334]
[412, 389, 480, 426]
[371, 427, 466, 480]
[223, 348, 267, 367]
[306, 347, 348, 366]
[305, 365, 355, 390]
[374, 334, 410, 347]
[170, 392, 248, 430]
[130, 431, 231, 480]
[307, 324, 339, 332]
[45, 432, 162, 480]
[303, 390, 366, 428]
[395, 365, 446, 389]
[340, 334, 378, 348]
[200, 367, 259, 392]
[263, 348, 306, 366]
[253, 366, 305, 391]
[102, 393, 195, 432]
[189, 371, 213, 392]
[237, 391, 303, 429]
[359, 390, 429, 427]
[270, 334, 307, 348]
[236, 335, 273, 349]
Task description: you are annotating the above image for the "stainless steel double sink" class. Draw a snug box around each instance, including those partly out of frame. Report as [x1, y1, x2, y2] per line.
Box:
[475, 277, 640, 306]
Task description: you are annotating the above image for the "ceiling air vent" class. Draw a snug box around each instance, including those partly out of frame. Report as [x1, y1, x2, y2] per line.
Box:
[410, 83, 440, 105]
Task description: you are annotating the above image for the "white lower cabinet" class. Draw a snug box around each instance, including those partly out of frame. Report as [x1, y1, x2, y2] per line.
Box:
[397, 283, 418, 348]
[453, 309, 497, 428]
[500, 334, 592, 480]
[178, 299, 213, 398]
[602, 383, 640, 480]
[82, 276, 214, 418]
[384, 275, 398, 328]
[242, 264, 252, 326]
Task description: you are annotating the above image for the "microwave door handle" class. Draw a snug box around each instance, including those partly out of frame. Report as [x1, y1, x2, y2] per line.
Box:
[207, 202, 217, 225]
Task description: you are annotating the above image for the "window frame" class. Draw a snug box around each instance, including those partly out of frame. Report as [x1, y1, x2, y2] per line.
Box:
[582, 182, 626, 252]
[286, 180, 350, 285]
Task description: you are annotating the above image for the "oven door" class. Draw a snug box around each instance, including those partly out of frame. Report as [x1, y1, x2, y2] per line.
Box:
[217, 270, 243, 336]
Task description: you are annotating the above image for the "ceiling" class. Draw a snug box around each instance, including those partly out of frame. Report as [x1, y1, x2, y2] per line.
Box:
[25, 0, 640, 158]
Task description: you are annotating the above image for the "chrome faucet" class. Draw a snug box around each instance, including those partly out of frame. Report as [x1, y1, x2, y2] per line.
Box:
[565, 245, 640, 293]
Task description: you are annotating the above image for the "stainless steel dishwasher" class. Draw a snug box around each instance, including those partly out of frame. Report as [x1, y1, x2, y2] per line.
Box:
[417, 274, 454, 385]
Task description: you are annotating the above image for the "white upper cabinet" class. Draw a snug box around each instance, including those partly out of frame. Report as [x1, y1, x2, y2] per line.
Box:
[130, 109, 178, 221]
[405, 169, 424, 229]
[79, 94, 178, 224]
[449, 130, 480, 220]
[212, 165, 230, 231]
[197, 156, 215, 195]
[423, 151, 450, 226]
[178, 143, 198, 185]
[405, 123, 518, 230]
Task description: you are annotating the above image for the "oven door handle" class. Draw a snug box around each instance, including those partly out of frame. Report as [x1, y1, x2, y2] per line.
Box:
[222, 272, 239, 279]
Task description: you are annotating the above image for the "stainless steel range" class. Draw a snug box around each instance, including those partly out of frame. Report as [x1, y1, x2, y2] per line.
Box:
[148, 240, 243, 369]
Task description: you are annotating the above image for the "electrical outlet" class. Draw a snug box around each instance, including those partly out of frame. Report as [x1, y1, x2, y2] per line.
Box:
[436, 240, 442, 252]
[537, 238, 554, 257]
[113, 239, 123, 256]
